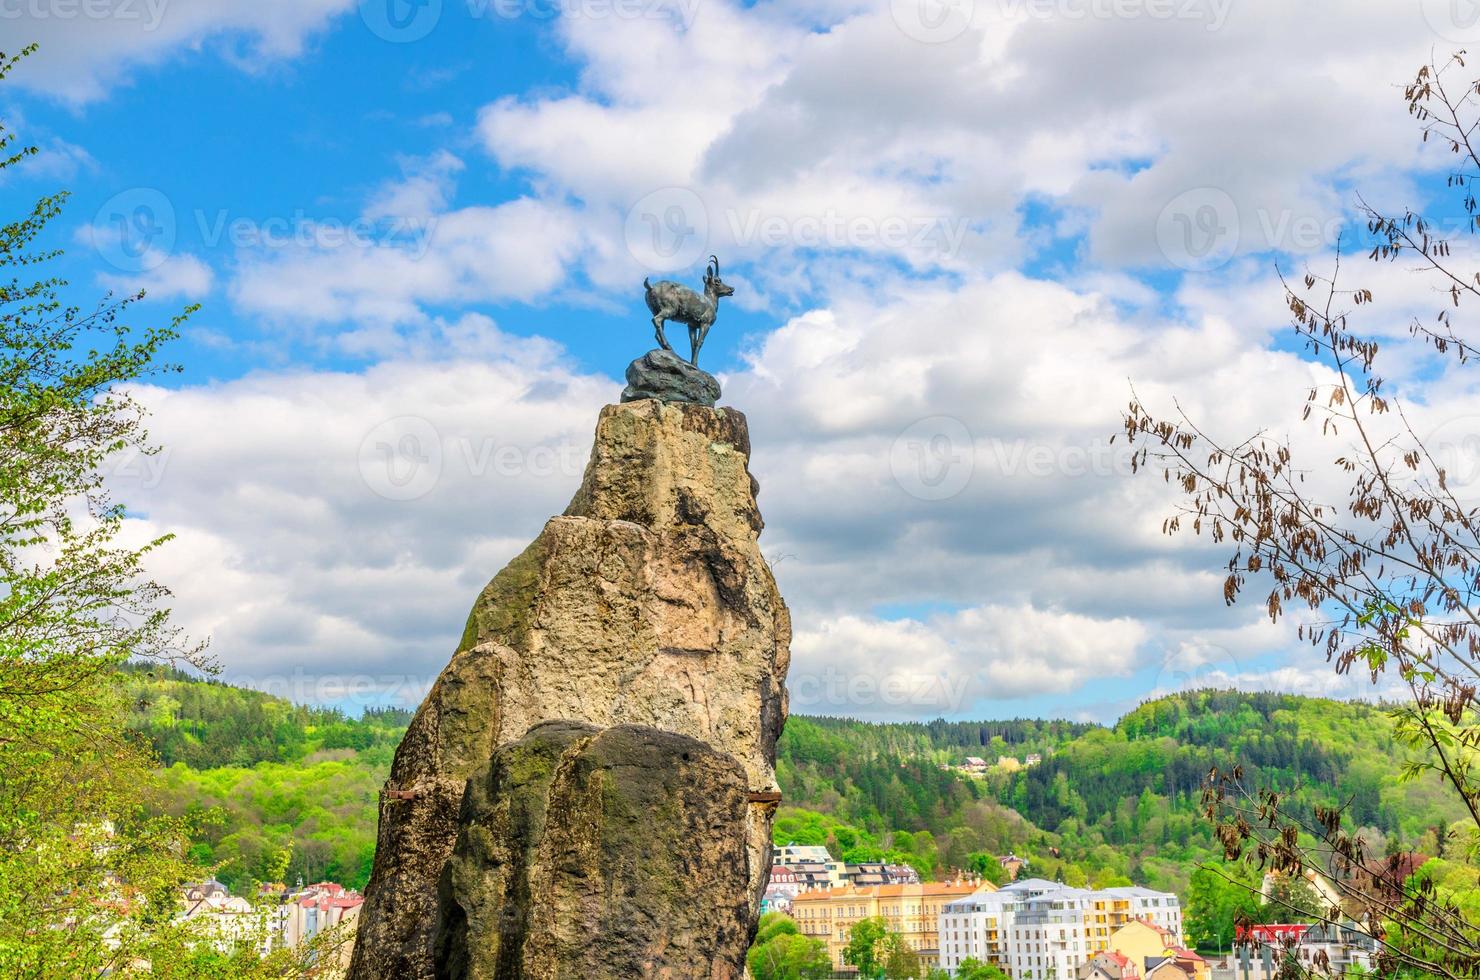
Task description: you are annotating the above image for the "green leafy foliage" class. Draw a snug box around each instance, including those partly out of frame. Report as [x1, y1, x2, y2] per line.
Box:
[954, 958, 1010, 980]
[747, 913, 831, 980]
[0, 44, 255, 976]
[843, 916, 889, 977]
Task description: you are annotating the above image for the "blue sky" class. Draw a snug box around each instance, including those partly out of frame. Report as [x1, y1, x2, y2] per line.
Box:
[3, 0, 1475, 722]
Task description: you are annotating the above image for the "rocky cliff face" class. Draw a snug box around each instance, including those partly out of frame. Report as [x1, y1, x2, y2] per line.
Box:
[433, 721, 754, 980]
[348, 399, 791, 980]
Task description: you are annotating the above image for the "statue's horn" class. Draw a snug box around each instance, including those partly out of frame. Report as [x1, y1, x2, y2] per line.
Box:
[708, 254, 720, 277]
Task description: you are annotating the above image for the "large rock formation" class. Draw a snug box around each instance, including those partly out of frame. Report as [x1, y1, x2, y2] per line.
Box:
[432, 721, 754, 980]
[348, 399, 791, 979]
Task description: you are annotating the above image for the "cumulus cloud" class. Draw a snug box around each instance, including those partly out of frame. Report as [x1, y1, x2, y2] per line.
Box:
[99, 250, 213, 299]
[790, 605, 1148, 719]
[226, 198, 587, 340]
[3, 0, 357, 102]
[458, 0, 1456, 296]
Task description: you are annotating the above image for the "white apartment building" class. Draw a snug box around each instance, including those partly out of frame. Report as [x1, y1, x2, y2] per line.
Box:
[938, 878, 1184, 979]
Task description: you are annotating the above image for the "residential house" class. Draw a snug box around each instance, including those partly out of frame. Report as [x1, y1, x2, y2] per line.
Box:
[179, 879, 265, 955]
[998, 854, 1029, 880]
[281, 881, 364, 950]
[1025, 753, 1043, 766]
[1144, 958, 1197, 980]
[1078, 949, 1139, 980]
[793, 879, 984, 972]
[1109, 920, 1208, 980]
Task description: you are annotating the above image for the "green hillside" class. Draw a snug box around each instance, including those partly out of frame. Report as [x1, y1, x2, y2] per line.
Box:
[119, 665, 1465, 910]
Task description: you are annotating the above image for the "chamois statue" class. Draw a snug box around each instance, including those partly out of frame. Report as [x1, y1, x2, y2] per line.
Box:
[643, 255, 734, 367]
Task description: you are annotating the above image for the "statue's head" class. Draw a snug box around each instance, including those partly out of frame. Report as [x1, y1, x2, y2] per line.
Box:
[703, 255, 735, 298]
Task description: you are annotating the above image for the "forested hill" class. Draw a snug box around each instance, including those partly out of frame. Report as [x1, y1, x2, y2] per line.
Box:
[776, 690, 1462, 899]
[118, 665, 1462, 907]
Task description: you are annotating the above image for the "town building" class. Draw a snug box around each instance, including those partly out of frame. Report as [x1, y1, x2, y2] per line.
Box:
[793, 880, 985, 971]
[176, 877, 365, 962]
[763, 865, 802, 913]
[939, 879, 1184, 980]
[1109, 919, 1207, 980]
[1078, 949, 1139, 980]
[179, 878, 265, 955]
[998, 854, 1030, 880]
[772, 843, 846, 887]
[1231, 922, 1377, 978]
[281, 880, 365, 952]
[844, 862, 922, 887]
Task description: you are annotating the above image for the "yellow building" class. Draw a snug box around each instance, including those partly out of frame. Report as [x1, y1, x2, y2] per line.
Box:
[1107, 919, 1209, 980]
[793, 880, 987, 971]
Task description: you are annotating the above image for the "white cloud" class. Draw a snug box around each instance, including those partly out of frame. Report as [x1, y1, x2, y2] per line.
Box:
[121, 269, 1422, 717]
[5, 0, 356, 103]
[790, 603, 1147, 718]
[226, 199, 587, 342]
[454, 0, 1459, 299]
[100, 250, 213, 299]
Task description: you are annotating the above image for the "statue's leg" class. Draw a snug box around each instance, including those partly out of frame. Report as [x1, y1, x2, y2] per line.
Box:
[688, 324, 700, 365]
[653, 315, 672, 352]
[693, 323, 711, 365]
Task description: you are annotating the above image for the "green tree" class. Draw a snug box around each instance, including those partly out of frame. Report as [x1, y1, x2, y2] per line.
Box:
[747, 916, 831, 980]
[1264, 873, 1326, 924]
[844, 917, 889, 978]
[1185, 865, 1263, 952]
[955, 957, 1010, 980]
[967, 852, 1009, 885]
[0, 45, 304, 977]
[882, 933, 922, 978]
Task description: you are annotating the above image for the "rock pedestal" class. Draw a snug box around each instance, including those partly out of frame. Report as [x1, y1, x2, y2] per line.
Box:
[620, 348, 721, 406]
[348, 399, 791, 980]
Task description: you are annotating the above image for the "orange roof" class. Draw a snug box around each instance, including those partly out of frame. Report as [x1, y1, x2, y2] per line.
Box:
[793, 881, 980, 902]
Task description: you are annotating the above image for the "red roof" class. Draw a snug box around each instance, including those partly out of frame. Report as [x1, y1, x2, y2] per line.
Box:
[1237, 924, 1308, 944]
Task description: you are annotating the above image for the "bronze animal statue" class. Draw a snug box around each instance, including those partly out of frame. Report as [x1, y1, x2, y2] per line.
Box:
[642, 255, 734, 367]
